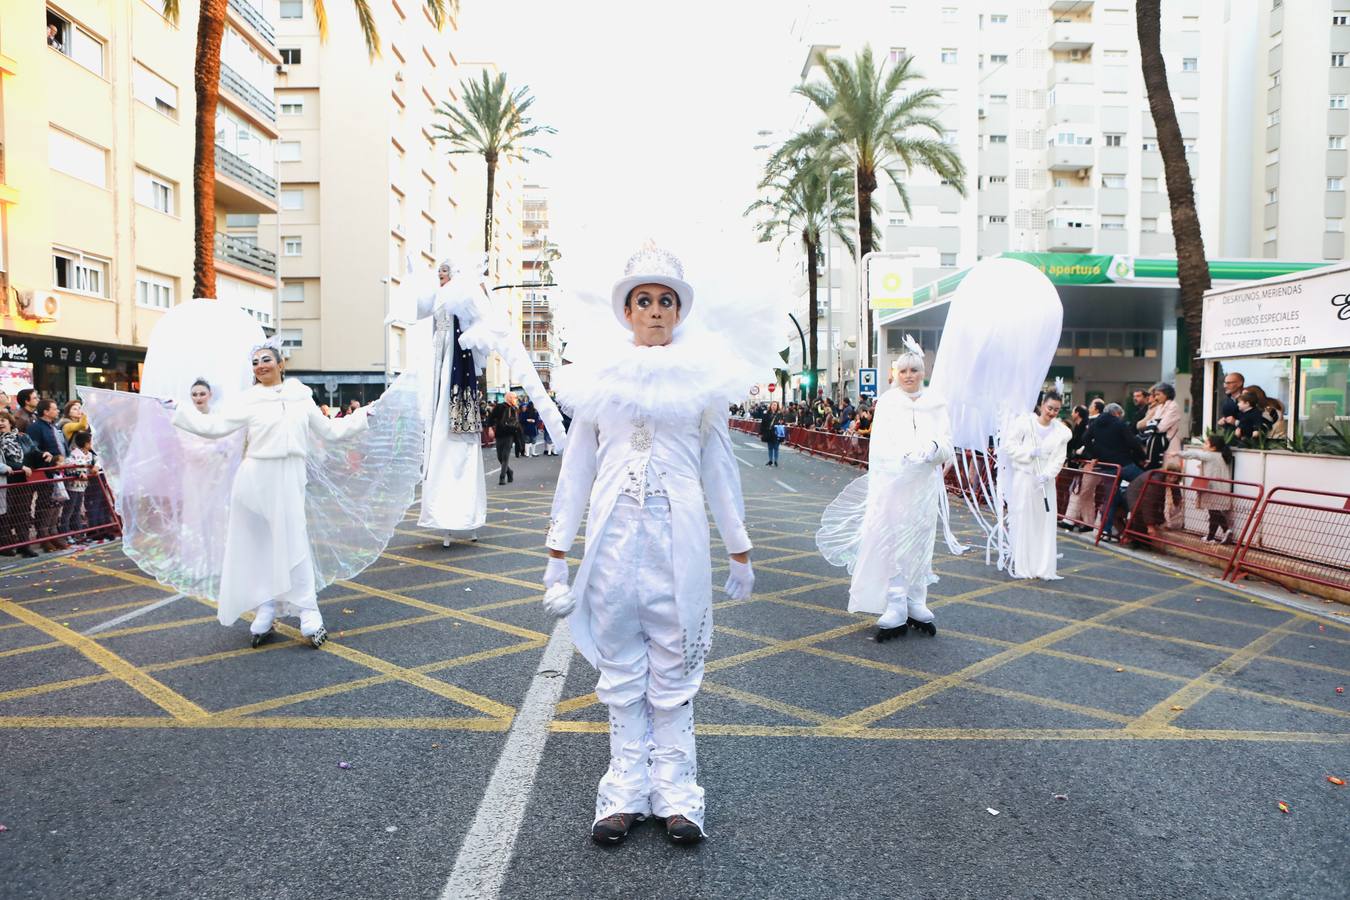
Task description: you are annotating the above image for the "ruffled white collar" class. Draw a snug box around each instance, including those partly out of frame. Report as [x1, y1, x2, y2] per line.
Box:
[553, 327, 760, 422]
[878, 385, 947, 412]
[247, 377, 315, 402]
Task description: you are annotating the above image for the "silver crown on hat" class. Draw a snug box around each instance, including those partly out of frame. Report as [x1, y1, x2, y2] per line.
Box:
[622, 242, 685, 281]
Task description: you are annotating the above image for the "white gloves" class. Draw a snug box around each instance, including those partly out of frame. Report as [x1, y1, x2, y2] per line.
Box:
[723, 559, 755, 600]
[1036, 473, 1053, 486]
[541, 556, 574, 617]
[1030, 446, 1050, 459]
[903, 442, 939, 465]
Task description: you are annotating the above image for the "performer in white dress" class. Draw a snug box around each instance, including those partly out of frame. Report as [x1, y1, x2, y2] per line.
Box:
[817, 337, 964, 641]
[541, 245, 759, 846]
[171, 339, 372, 647]
[409, 257, 566, 545]
[1003, 389, 1072, 580]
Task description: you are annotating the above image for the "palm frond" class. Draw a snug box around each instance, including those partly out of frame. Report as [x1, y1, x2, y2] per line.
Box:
[160, 0, 179, 23]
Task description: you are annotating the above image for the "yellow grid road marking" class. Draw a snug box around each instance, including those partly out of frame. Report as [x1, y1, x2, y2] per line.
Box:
[0, 715, 509, 731]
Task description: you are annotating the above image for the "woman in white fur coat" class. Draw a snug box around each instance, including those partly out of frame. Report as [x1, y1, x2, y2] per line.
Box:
[1003, 390, 1072, 580]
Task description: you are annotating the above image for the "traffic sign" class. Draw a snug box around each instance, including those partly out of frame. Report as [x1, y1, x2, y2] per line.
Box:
[858, 368, 878, 398]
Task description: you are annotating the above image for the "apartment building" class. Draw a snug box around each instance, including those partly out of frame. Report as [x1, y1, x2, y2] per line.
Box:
[519, 182, 560, 387]
[0, 0, 280, 405]
[266, 2, 523, 406]
[784, 0, 1226, 403]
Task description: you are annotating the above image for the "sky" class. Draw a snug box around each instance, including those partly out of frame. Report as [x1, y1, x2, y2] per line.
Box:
[458, 0, 815, 310]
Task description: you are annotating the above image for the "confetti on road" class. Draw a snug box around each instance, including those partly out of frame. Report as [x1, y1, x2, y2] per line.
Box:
[1277, 801, 1290, 814]
[385, 825, 398, 833]
[986, 808, 1000, 816]
[0, 825, 8, 832]
[1115, 667, 1125, 672]
[1328, 776, 1345, 786]
[1170, 706, 1185, 712]
[338, 762, 351, 770]
[1053, 794, 1069, 801]
[342, 608, 355, 614]
[1337, 687, 1345, 695]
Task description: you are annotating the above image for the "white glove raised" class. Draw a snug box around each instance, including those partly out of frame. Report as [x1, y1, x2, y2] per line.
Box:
[1036, 472, 1053, 486]
[903, 442, 939, 465]
[723, 558, 755, 600]
[543, 556, 569, 588]
[542, 582, 576, 618]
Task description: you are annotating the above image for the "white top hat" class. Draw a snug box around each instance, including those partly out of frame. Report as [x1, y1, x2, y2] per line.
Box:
[610, 243, 695, 332]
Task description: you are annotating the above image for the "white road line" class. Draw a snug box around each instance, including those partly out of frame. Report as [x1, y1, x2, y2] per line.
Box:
[81, 593, 185, 636]
[486, 467, 501, 478]
[773, 479, 799, 493]
[440, 618, 575, 900]
[731, 451, 757, 469]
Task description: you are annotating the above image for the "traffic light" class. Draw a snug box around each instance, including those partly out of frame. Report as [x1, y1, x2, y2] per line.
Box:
[801, 370, 816, 401]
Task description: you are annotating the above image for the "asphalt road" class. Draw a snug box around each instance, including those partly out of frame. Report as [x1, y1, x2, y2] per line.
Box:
[1, 437, 1347, 900]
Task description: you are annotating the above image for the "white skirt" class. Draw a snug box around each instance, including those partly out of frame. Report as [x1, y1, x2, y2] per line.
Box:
[217, 455, 317, 625]
[418, 431, 487, 531]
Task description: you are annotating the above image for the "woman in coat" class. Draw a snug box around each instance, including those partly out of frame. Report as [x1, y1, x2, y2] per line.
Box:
[759, 400, 786, 467]
[1180, 433, 1235, 542]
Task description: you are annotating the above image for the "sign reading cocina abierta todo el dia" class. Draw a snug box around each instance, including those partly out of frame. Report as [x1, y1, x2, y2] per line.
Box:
[1200, 263, 1350, 359]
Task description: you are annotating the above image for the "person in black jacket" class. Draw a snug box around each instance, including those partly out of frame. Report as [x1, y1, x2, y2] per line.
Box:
[759, 401, 786, 467]
[485, 393, 521, 485]
[1088, 403, 1145, 539]
[24, 399, 68, 550]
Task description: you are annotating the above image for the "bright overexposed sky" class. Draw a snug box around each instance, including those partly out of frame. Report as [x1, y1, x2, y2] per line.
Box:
[457, 0, 815, 309]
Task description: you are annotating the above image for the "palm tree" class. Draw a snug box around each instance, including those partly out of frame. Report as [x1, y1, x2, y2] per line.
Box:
[432, 71, 555, 253]
[1138, 0, 1210, 434]
[746, 149, 857, 399]
[162, 0, 452, 300]
[778, 46, 966, 364]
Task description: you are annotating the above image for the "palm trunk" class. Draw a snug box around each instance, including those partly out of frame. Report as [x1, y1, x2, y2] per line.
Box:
[806, 235, 820, 400]
[483, 152, 497, 253]
[192, 0, 228, 300]
[1138, 0, 1210, 435]
[856, 166, 879, 365]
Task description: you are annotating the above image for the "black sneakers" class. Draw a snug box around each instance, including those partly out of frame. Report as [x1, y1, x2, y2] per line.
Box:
[591, 812, 644, 845]
[663, 815, 704, 845]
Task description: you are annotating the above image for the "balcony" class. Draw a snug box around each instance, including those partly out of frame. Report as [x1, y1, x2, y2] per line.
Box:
[215, 232, 276, 278]
[214, 143, 278, 213]
[1049, 24, 1094, 52]
[1051, 0, 1090, 9]
[1047, 144, 1095, 171]
[1047, 62, 1094, 90]
[1048, 186, 1095, 207]
[1047, 225, 1095, 251]
[227, 0, 276, 48]
[219, 63, 276, 126]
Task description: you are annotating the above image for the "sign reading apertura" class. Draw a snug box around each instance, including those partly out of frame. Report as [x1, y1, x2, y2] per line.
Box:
[0, 334, 120, 367]
[1200, 263, 1350, 359]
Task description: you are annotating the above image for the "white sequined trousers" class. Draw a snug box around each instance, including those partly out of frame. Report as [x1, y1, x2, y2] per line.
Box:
[586, 497, 705, 830]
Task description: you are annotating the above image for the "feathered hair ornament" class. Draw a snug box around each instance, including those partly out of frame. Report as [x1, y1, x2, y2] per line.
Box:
[250, 336, 285, 359]
[1053, 376, 1065, 396]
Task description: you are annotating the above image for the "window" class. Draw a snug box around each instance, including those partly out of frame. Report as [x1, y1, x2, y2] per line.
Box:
[1332, 95, 1348, 109]
[282, 282, 305, 302]
[1266, 188, 1278, 204]
[988, 214, 1006, 224]
[1142, 140, 1156, 151]
[279, 0, 302, 18]
[990, 13, 1007, 24]
[1141, 218, 1158, 233]
[1264, 227, 1278, 242]
[1183, 138, 1197, 153]
[134, 169, 176, 214]
[280, 99, 304, 115]
[1141, 177, 1159, 192]
[942, 130, 958, 145]
[1104, 49, 1128, 64]
[279, 329, 303, 350]
[1336, 13, 1349, 25]
[1101, 215, 1125, 231]
[989, 93, 1007, 104]
[990, 53, 1008, 64]
[278, 141, 301, 162]
[1333, 136, 1347, 149]
[941, 48, 958, 64]
[988, 174, 1006, 184]
[1266, 149, 1280, 165]
[280, 47, 302, 65]
[986, 133, 1008, 146]
[1267, 111, 1282, 125]
[283, 236, 302, 256]
[1329, 219, 1345, 232]
[48, 128, 107, 188]
[227, 214, 259, 228]
[888, 47, 906, 64]
[1329, 178, 1345, 191]
[52, 248, 108, 297]
[1182, 57, 1198, 72]
[46, 9, 105, 77]
[135, 270, 174, 310]
[280, 189, 303, 209]
[940, 253, 957, 267]
[1102, 174, 1126, 189]
[1335, 53, 1348, 67]
[132, 62, 178, 117]
[1104, 133, 1123, 147]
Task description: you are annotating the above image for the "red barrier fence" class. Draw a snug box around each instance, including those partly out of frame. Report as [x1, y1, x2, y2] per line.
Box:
[1230, 487, 1350, 595]
[729, 418, 871, 467]
[1120, 469, 1265, 572]
[0, 465, 121, 557]
[1056, 460, 1123, 544]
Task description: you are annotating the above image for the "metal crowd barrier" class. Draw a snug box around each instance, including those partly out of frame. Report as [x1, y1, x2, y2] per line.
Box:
[0, 465, 121, 556]
[728, 418, 871, 468]
[1055, 460, 1123, 545]
[1230, 487, 1350, 597]
[1119, 469, 1264, 571]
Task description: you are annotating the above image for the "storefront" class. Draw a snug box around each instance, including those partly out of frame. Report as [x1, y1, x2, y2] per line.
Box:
[1200, 260, 1350, 454]
[0, 332, 144, 405]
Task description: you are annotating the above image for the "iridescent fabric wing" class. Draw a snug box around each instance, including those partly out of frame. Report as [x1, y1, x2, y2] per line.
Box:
[816, 473, 871, 572]
[303, 370, 425, 589]
[80, 387, 243, 598]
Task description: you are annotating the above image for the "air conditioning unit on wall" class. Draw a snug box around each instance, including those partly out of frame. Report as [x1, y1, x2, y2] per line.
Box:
[18, 290, 60, 322]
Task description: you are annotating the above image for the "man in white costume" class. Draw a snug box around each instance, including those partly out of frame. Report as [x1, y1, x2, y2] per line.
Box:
[411, 258, 566, 545]
[541, 246, 755, 846]
[1004, 388, 1072, 580]
[818, 338, 962, 641]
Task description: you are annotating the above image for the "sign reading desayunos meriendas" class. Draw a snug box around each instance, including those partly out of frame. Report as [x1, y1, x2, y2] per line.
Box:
[1200, 264, 1350, 359]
